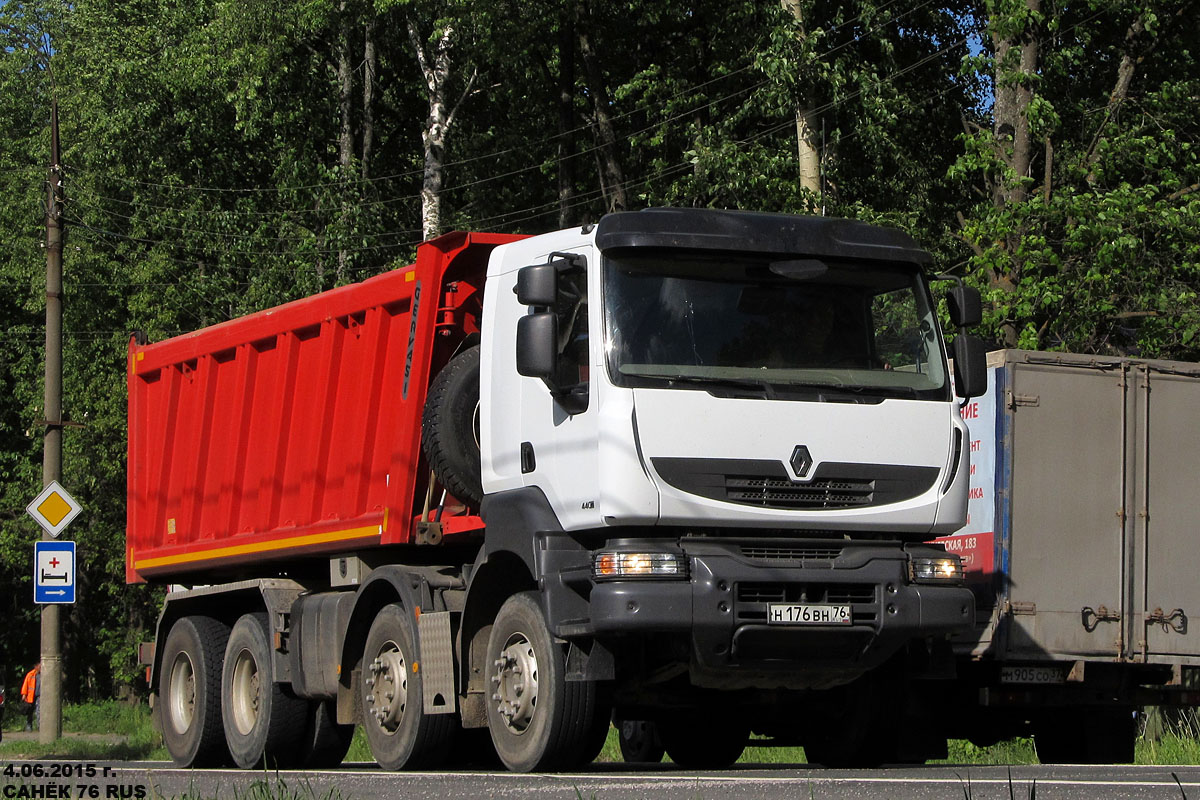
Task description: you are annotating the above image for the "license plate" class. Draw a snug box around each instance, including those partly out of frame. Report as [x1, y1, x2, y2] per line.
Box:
[767, 604, 852, 625]
[1000, 665, 1066, 685]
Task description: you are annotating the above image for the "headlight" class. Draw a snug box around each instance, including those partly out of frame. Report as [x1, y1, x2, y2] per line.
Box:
[910, 555, 964, 584]
[593, 551, 689, 580]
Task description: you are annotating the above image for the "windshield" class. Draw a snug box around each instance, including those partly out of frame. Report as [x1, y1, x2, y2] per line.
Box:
[603, 252, 948, 400]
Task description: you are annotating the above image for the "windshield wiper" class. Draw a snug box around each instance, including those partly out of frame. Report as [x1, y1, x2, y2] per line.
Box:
[630, 371, 923, 401]
[648, 374, 777, 398]
[758, 378, 923, 402]
[783, 381, 920, 400]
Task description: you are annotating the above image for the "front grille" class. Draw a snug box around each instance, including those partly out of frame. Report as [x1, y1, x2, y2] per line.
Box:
[726, 477, 873, 508]
[739, 544, 843, 562]
[652, 457, 938, 511]
[736, 582, 876, 605]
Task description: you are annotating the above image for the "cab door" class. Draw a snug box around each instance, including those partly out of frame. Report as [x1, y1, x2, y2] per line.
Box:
[513, 247, 604, 531]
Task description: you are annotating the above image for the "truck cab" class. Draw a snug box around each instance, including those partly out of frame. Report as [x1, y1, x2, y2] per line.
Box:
[466, 209, 979, 764]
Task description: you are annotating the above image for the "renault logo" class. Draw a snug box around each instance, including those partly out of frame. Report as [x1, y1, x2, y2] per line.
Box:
[790, 445, 814, 479]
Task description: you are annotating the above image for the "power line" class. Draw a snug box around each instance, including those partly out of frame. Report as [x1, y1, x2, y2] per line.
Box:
[60, 0, 946, 203]
[66, 190, 425, 244]
[61, 19, 982, 282]
[66, 219, 425, 264]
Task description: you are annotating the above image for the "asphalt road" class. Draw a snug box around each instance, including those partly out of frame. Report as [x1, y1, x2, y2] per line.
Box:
[6, 762, 1200, 800]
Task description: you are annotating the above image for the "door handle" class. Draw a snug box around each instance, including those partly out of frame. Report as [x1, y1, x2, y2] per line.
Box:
[1146, 608, 1188, 635]
[1081, 605, 1121, 632]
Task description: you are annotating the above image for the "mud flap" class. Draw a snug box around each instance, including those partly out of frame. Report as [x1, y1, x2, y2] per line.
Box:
[418, 611, 456, 714]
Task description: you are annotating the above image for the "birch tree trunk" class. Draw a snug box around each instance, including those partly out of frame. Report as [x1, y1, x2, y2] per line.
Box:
[408, 19, 476, 241]
[781, 0, 821, 198]
[409, 21, 453, 240]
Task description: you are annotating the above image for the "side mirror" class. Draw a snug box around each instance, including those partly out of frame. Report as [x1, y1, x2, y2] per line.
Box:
[947, 286, 982, 329]
[516, 313, 558, 379]
[952, 334, 987, 400]
[515, 263, 560, 307]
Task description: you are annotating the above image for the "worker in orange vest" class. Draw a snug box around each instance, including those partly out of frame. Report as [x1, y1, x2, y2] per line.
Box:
[20, 663, 40, 732]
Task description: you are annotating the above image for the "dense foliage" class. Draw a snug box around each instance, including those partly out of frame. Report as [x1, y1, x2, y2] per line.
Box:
[0, 0, 1197, 698]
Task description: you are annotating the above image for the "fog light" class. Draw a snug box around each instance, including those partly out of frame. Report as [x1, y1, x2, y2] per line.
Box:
[910, 555, 964, 584]
[593, 551, 688, 580]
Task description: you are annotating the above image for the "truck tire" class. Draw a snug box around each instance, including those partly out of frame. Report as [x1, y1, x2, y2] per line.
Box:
[803, 674, 895, 768]
[805, 735, 893, 768]
[421, 346, 483, 508]
[360, 603, 454, 770]
[486, 592, 611, 772]
[576, 686, 615, 766]
[615, 716, 665, 763]
[160, 615, 231, 767]
[1086, 708, 1138, 764]
[222, 613, 308, 769]
[296, 699, 354, 768]
[658, 714, 748, 769]
[1035, 707, 1136, 764]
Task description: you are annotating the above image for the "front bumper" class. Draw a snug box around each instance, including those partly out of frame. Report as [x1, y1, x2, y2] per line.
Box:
[585, 538, 974, 689]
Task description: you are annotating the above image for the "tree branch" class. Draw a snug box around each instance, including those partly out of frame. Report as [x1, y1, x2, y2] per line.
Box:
[1084, 2, 1198, 183]
[407, 19, 435, 92]
[446, 67, 478, 130]
[955, 211, 985, 257]
[1041, 135, 1053, 204]
[1167, 182, 1200, 202]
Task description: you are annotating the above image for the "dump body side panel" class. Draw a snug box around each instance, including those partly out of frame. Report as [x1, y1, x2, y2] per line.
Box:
[126, 232, 522, 584]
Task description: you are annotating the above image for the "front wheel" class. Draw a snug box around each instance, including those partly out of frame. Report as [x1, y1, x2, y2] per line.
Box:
[360, 603, 454, 770]
[486, 592, 610, 772]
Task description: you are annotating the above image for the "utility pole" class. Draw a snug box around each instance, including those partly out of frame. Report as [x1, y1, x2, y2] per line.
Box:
[40, 96, 64, 744]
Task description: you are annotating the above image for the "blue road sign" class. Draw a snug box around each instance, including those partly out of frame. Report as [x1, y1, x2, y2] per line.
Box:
[34, 540, 76, 604]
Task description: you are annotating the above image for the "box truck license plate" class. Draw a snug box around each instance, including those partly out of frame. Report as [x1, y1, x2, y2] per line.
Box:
[767, 604, 852, 625]
[1000, 665, 1065, 685]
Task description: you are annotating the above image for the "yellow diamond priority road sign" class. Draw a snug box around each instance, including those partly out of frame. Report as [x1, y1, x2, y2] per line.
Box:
[26, 480, 82, 538]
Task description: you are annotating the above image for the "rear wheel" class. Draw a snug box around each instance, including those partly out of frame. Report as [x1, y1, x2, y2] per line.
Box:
[360, 603, 454, 770]
[222, 613, 308, 769]
[160, 616, 230, 767]
[659, 714, 748, 769]
[486, 592, 611, 772]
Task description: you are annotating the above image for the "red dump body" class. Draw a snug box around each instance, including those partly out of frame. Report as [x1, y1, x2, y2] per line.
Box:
[126, 232, 522, 584]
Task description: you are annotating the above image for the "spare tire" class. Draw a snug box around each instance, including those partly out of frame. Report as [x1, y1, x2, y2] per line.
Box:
[421, 346, 483, 507]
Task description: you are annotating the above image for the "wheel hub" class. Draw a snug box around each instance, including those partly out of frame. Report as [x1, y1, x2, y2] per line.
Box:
[167, 652, 196, 735]
[230, 647, 262, 736]
[365, 643, 408, 732]
[491, 632, 539, 734]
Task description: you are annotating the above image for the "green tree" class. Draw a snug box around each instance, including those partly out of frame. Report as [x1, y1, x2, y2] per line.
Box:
[953, 0, 1200, 356]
